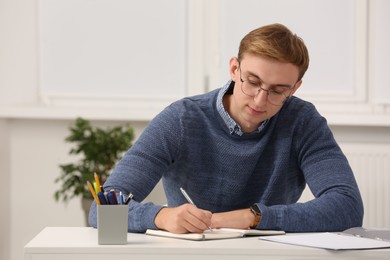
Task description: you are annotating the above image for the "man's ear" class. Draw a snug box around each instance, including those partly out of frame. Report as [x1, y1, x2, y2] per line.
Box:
[229, 57, 240, 81]
[290, 80, 302, 96]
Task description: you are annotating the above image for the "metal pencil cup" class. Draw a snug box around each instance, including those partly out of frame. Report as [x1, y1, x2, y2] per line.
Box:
[97, 205, 128, 245]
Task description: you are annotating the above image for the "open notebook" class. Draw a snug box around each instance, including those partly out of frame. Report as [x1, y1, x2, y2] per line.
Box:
[145, 228, 285, 241]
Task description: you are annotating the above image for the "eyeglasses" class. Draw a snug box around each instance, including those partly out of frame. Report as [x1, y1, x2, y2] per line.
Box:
[238, 66, 295, 106]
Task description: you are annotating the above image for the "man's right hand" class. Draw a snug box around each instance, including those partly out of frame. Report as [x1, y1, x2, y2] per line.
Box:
[154, 204, 212, 234]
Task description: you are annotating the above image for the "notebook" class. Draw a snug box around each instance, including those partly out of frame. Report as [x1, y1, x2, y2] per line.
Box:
[145, 228, 285, 241]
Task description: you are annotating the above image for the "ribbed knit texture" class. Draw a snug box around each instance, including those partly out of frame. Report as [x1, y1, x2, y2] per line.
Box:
[89, 82, 363, 233]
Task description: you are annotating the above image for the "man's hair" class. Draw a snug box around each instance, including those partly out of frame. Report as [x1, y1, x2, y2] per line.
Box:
[238, 23, 309, 81]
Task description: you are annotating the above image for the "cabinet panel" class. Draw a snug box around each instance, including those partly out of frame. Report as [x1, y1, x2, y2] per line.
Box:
[215, 0, 363, 101]
[371, 0, 390, 104]
[38, 0, 187, 102]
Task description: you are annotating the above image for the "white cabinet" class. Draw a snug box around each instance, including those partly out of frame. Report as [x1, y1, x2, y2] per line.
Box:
[214, 0, 363, 101]
[38, 0, 188, 118]
[1, 0, 389, 124]
[370, 0, 390, 104]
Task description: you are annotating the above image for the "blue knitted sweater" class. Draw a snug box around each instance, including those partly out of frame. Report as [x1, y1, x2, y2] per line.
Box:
[89, 82, 363, 232]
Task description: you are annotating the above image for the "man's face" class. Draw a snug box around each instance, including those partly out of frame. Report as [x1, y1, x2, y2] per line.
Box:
[224, 54, 302, 133]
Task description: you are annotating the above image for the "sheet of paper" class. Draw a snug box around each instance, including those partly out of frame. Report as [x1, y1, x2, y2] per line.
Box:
[259, 232, 390, 250]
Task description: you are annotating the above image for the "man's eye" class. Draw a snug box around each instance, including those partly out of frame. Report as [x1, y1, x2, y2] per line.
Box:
[248, 81, 260, 87]
[270, 87, 288, 95]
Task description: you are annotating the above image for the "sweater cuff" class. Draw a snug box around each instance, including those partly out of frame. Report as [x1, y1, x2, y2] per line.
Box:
[137, 203, 164, 231]
[257, 203, 286, 230]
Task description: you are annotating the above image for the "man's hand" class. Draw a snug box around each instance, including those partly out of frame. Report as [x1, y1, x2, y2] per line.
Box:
[211, 208, 254, 229]
[154, 204, 212, 234]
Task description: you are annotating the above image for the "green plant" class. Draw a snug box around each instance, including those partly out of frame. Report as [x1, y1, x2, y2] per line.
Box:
[54, 117, 134, 203]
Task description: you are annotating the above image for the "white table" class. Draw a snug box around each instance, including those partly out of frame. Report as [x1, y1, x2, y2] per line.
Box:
[24, 227, 389, 260]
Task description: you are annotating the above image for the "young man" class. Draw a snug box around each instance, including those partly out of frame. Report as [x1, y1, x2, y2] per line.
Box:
[89, 23, 363, 233]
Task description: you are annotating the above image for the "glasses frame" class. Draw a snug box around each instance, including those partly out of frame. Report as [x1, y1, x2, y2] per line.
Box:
[238, 65, 296, 106]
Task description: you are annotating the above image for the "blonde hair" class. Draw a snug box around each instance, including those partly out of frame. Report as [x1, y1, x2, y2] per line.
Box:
[238, 23, 309, 80]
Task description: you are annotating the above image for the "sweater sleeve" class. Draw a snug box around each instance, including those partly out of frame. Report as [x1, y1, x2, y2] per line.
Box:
[89, 103, 182, 232]
[257, 104, 364, 232]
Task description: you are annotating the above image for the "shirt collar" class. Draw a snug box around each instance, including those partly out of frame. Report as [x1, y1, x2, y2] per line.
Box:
[216, 80, 268, 136]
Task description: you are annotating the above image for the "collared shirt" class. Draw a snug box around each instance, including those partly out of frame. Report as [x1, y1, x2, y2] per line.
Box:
[216, 81, 268, 136]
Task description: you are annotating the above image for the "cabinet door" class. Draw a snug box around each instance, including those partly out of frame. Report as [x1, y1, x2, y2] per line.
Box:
[39, 0, 187, 111]
[371, 0, 390, 104]
[211, 0, 365, 103]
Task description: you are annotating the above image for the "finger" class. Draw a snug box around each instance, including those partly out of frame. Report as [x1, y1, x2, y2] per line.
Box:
[190, 206, 213, 225]
[184, 205, 213, 232]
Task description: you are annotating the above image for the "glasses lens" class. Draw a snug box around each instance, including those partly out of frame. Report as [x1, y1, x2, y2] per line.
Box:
[268, 91, 288, 106]
[241, 81, 289, 106]
[241, 81, 256, 97]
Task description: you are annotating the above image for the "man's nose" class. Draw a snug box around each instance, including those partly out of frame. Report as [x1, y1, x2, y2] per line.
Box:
[253, 88, 268, 105]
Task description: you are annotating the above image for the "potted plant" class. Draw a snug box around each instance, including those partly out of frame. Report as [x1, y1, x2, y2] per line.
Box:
[54, 117, 134, 225]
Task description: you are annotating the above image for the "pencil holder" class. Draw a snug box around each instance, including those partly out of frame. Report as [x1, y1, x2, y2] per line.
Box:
[97, 205, 128, 245]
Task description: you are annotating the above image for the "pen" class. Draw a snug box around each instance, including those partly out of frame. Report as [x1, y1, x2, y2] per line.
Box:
[93, 182, 99, 194]
[97, 191, 108, 205]
[119, 191, 124, 205]
[180, 187, 195, 205]
[94, 172, 102, 193]
[180, 187, 213, 232]
[106, 190, 118, 205]
[124, 193, 134, 205]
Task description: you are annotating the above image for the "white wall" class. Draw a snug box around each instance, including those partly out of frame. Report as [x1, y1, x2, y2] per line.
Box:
[3, 119, 154, 260]
[2, 118, 389, 260]
[1, 1, 389, 260]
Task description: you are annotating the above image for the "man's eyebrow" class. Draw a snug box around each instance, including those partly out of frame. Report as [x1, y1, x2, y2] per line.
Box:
[270, 83, 292, 88]
[244, 70, 292, 88]
[244, 70, 260, 79]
